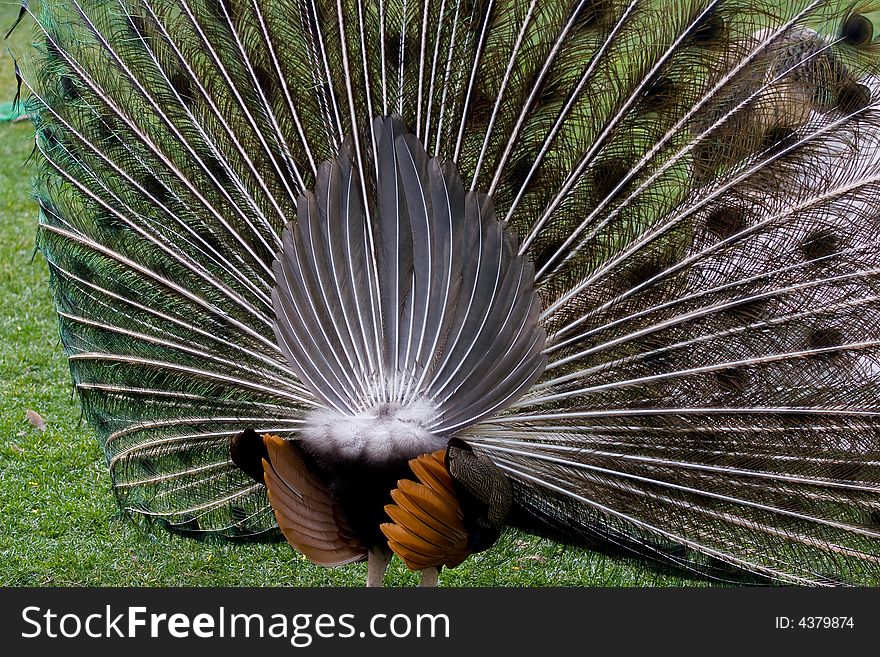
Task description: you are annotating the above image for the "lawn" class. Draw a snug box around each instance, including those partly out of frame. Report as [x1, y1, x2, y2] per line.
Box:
[0, 0, 709, 587]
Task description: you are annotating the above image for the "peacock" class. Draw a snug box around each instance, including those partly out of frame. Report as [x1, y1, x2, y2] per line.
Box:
[14, 0, 880, 586]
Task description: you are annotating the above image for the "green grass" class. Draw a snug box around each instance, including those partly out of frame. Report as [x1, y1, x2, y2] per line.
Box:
[0, 0, 708, 587]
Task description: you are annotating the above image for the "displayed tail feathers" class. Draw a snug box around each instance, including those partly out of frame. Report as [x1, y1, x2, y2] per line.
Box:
[15, 0, 880, 584]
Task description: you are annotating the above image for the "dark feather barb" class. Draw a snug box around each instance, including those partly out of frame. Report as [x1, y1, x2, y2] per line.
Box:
[18, 0, 880, 585]
[4, 0, 28, 40]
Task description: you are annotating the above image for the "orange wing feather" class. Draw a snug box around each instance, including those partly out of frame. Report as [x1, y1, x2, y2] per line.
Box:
[380, 449, 471, 571]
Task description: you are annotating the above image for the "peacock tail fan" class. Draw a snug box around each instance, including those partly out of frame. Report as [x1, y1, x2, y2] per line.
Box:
[15, 0, 880, 585]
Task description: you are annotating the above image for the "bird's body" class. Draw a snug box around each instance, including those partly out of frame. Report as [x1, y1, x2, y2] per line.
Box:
[18, 0, 880, 585]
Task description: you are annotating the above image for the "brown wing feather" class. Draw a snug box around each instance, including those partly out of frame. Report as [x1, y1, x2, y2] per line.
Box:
[380, 449, 471, 571]
[262, 434, 367, 566]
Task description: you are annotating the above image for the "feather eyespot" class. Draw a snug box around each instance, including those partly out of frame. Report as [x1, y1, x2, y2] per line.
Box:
[841, 14, 874, 47]
[837, 81, 871, 114]
[715, 367, 749, 393]
[689, 11, 726, 46]
[805, 327, 844, 352]
[569, 0, 607, 31]
[170, 73, 194, 104]
[591, 159, 631, 201]
[799, 229, 839, 261]
[59, 76, 78, 100]
[641, 75, 677, 112]
[705, 207, 747, 240]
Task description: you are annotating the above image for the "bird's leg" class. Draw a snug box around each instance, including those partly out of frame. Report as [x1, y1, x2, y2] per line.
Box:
[366, 546, 392, 587]
[419, 567, 439, 587]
